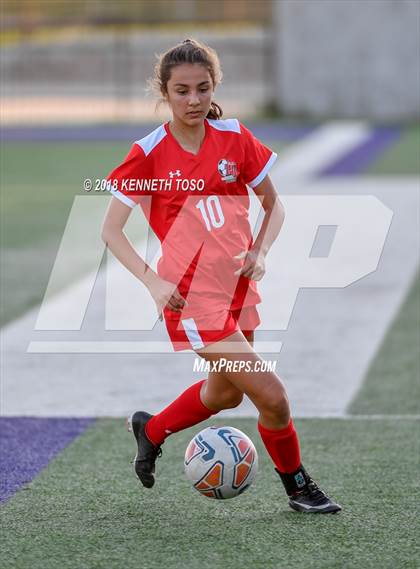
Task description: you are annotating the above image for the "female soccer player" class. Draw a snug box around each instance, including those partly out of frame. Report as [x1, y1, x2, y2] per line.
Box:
[101, 39, 341, 514]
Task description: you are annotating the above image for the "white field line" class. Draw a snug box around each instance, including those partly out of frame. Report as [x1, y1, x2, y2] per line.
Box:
[287, 414, 420, 421]
[334, 415, 420, 420]
[274, 121, 371, 181]
[212, 414, 420, 420]
[210, 404, 420, 421]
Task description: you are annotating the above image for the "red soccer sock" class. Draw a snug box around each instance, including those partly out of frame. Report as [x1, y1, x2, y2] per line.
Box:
[145, 379, 216, 446]
[257, 418, 301, 474]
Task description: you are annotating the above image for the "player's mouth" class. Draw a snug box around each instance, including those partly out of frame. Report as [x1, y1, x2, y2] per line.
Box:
[187, 110, 202, 117]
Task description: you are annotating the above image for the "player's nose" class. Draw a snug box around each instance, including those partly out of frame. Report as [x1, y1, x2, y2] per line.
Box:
[187, 91, 200, 106]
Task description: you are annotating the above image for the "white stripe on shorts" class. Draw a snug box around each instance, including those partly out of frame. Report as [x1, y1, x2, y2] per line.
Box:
[181, 318, 205, 350]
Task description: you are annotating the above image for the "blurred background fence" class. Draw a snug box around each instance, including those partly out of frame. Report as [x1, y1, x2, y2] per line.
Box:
[0, 0, 274, 123]
[1, 0, 419, 124]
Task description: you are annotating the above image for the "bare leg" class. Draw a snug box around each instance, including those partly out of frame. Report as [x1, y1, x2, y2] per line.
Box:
[200, 331, 254, 411]
[197, 330, 290, 430]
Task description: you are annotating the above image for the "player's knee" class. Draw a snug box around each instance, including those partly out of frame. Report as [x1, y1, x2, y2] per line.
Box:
[203, 386, 243, 412]
[222, 391, 244, 409]
[262, 388, 290, 422]
[209, 389, 243, 411]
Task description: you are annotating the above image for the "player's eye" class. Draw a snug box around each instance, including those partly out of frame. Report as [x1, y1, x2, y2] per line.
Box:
[200, 88, 209, 93]
[177, 91, 187, 95]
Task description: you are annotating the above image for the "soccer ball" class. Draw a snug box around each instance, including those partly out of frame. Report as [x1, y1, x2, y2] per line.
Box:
[184, 426, 258, 499]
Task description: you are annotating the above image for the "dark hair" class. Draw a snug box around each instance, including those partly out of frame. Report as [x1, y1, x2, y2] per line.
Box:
[151, 38, 223, 120]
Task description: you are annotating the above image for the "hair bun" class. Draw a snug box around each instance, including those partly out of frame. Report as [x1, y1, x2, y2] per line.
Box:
[182, 38, 193, 44]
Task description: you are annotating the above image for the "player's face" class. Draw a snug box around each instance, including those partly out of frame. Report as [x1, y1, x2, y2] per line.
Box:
[165, 64, 214, 126]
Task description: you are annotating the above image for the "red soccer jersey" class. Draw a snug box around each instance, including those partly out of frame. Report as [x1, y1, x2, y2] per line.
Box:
[106, 118, 277, 318]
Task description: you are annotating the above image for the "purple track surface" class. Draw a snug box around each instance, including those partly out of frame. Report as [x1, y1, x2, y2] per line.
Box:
[0, 417, 95, 504]
[319, 128, 401, 176]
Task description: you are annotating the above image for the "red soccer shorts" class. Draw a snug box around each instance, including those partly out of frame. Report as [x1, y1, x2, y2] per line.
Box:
[164, 304, 261, 351]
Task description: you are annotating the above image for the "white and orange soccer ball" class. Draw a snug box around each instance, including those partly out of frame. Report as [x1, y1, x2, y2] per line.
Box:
[184, 426, 258, 499]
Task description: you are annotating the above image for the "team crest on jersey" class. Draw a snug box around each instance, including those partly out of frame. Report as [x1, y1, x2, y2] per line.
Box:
[218, 159, 238, 183]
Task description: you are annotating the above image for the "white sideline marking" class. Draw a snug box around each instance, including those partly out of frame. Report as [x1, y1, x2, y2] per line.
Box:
[275, 122, 371, 181]
[273, 414, 420, 421]
[336, 415, 420, 421]
[209, 409, 420, 421]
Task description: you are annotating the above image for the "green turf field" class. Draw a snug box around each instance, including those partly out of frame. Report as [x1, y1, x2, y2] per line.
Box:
[349, 269, 420, 415]
[1, 417, 419, 569]
[0, 142, 128, 325]
[366, 125, 420, 176]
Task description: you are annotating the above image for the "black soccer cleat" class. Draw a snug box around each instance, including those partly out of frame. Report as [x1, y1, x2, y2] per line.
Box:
[127, 411, 162, 489]
[276, 465, 342, 514]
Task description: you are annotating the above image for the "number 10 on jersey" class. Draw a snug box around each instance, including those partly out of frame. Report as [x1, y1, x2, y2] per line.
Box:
[196, 196, 225, 231]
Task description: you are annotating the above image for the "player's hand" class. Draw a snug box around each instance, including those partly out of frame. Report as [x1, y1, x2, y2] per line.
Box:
[146, 276, 188, 321]
[233, 248, 266, 281]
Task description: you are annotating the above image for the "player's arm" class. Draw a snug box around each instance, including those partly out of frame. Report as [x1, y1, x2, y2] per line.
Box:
[101, 197, 156, 287]
[101, 197, 187, 316]
[251, 174, 285, 256]
[235, 175, 285, 281]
